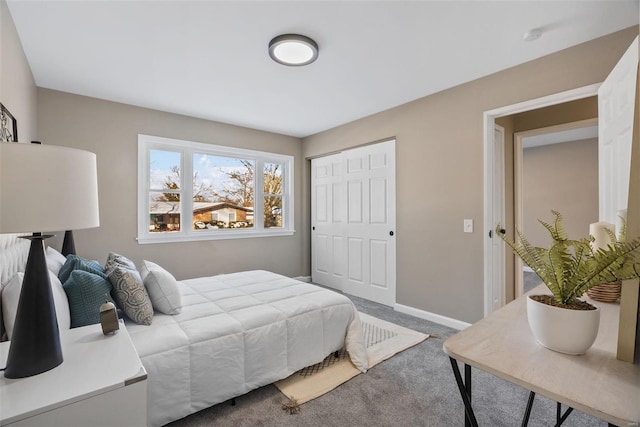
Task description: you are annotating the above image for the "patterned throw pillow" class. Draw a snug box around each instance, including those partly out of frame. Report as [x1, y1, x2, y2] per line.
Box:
[104, 252, 137, 275]
[58, 254, 106, 284]
[107, 266, 153, 325]
[140, 260, 182, 315]
[63, 270, 114, 328]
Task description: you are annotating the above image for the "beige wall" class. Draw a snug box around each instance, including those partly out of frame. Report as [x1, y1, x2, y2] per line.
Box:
[302, 26, 639, 323]
[0, 0, 37, 142]
[522, 139, 598, 247]
[37, 89, 304, 280]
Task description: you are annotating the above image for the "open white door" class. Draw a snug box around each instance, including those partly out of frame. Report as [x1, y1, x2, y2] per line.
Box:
[598, 36, 639, 224]
[311, 140, 397, 306]
[490, 125, 506, 312]
[483, 124, 505, 316]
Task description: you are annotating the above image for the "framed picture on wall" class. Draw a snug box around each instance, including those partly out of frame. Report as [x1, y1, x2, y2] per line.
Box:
[0, 103, 18, 142]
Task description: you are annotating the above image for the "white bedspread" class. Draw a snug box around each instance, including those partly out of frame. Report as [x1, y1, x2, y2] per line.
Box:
[126, 270, 367, 427]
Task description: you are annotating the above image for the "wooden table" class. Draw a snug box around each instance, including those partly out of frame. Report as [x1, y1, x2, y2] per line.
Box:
[443, 285, 640, 427]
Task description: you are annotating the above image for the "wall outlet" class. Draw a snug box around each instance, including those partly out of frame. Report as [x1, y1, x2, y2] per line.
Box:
[464, 219, 473, 233]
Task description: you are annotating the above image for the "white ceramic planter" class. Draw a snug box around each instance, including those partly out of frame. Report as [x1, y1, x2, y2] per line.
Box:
[526, 295, 600, 355]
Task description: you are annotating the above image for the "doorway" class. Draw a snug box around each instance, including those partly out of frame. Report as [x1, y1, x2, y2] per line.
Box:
[482, 83, 600, 316]
[485, 36, 638, 316]
[514, 119, 599, 297]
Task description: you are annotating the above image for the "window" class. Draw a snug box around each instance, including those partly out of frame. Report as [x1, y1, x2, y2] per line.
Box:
[264, 162, 284, 228]
[138, 134, 294, 243]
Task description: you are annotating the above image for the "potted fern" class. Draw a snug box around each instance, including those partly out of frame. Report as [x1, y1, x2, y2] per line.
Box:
[497, 210, 640, 355]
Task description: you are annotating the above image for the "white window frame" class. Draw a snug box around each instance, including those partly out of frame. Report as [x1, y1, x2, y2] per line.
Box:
[138, 134, 294, 244]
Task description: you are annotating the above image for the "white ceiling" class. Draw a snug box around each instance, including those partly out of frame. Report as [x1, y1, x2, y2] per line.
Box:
[6, 1, 640, 138]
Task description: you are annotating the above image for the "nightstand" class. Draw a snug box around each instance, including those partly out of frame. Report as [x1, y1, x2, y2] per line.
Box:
[1, 322, 147, 426]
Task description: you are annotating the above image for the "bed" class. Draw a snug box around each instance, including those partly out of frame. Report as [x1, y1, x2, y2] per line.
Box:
[0, 235, 368, 427]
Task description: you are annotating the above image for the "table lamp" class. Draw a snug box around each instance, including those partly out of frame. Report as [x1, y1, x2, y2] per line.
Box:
[0, 142, 99, 378]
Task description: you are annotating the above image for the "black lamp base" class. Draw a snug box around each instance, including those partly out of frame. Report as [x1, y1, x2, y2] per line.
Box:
[4, 234, 63, 379]
[61, 230, 76, 257]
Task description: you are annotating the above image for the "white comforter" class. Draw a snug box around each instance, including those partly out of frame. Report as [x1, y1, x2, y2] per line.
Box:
[126, 270, 368, 427]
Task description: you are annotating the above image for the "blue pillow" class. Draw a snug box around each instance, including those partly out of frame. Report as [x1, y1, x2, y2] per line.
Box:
[63, 270, 115, 328]
[58, 254, 106, 284]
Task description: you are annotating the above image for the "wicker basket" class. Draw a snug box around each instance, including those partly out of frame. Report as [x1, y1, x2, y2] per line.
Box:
[587, 281, 621, 303]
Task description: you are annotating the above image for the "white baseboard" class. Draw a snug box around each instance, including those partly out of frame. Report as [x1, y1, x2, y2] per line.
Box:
[394, 303, 471, 330]
[293, 275, 311, 283]
[523, 266, 534, 273]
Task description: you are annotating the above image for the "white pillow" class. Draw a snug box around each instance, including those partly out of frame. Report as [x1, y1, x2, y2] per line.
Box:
[46, 246, 67, 275]
[2, 271, 71, 339]
[140, 261, 182, 315]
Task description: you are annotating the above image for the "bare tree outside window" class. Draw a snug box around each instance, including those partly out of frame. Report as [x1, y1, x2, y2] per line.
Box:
[264, 163, 283, 228]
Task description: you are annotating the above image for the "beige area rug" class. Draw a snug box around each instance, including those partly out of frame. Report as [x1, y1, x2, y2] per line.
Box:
[275, 312, 429, 405]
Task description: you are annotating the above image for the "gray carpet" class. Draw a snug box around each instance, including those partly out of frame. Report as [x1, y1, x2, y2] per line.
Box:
[167, 292, 606, 427]
[524, 270, 544, 294]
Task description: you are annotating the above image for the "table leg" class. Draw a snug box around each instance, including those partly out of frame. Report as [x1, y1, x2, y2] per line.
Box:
[554, 402, 573, 426]
[521, 391, 536, 427]
[449, 357, 479, 427]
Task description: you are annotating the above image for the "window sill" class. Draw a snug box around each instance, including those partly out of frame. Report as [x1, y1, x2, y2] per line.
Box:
[137, 229, 295, 244]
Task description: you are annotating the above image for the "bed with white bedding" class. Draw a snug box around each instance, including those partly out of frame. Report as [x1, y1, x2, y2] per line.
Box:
[127, 270, 368, 426]
[0, 235, 368, 427]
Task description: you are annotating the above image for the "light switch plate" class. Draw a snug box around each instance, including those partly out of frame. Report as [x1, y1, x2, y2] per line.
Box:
[464, 219, 473, 233]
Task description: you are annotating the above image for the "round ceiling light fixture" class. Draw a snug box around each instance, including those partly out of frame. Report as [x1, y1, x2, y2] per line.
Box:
[268, 34, 319, 66]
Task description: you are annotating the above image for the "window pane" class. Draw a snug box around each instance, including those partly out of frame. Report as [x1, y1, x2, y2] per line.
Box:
[150, 150, 181, 190]
[192, 154, 255, 229]
[264, 163, 283, 195]
[264, 196, 282, 228]
[149, 192, 180, 232]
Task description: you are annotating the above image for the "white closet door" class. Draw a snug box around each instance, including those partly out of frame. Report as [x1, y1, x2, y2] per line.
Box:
[598, 36, 639, 224]
[311, 153, 346, 290]
[311, 140, 396, 306]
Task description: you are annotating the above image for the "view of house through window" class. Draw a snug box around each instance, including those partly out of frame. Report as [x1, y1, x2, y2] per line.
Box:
[139, 135, 294, 243]
[192, 154, 255, 230]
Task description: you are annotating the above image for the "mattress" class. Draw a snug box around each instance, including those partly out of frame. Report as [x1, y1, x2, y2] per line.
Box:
[126, 270, 368, 427]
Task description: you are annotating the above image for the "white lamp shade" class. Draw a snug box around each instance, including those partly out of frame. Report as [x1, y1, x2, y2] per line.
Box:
[0, 143, 99, 233]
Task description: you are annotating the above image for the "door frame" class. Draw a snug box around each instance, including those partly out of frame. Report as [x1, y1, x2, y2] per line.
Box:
[483, 83, 601, 317]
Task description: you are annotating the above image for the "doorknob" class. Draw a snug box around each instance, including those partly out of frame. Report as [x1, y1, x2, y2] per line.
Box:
[389, 231, 394, 236]
[312, 226, 315, 231]
[490, 229, 506, 238]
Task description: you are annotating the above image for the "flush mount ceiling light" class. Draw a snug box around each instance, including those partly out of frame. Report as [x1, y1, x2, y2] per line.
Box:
[269, 34, 319, 66]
